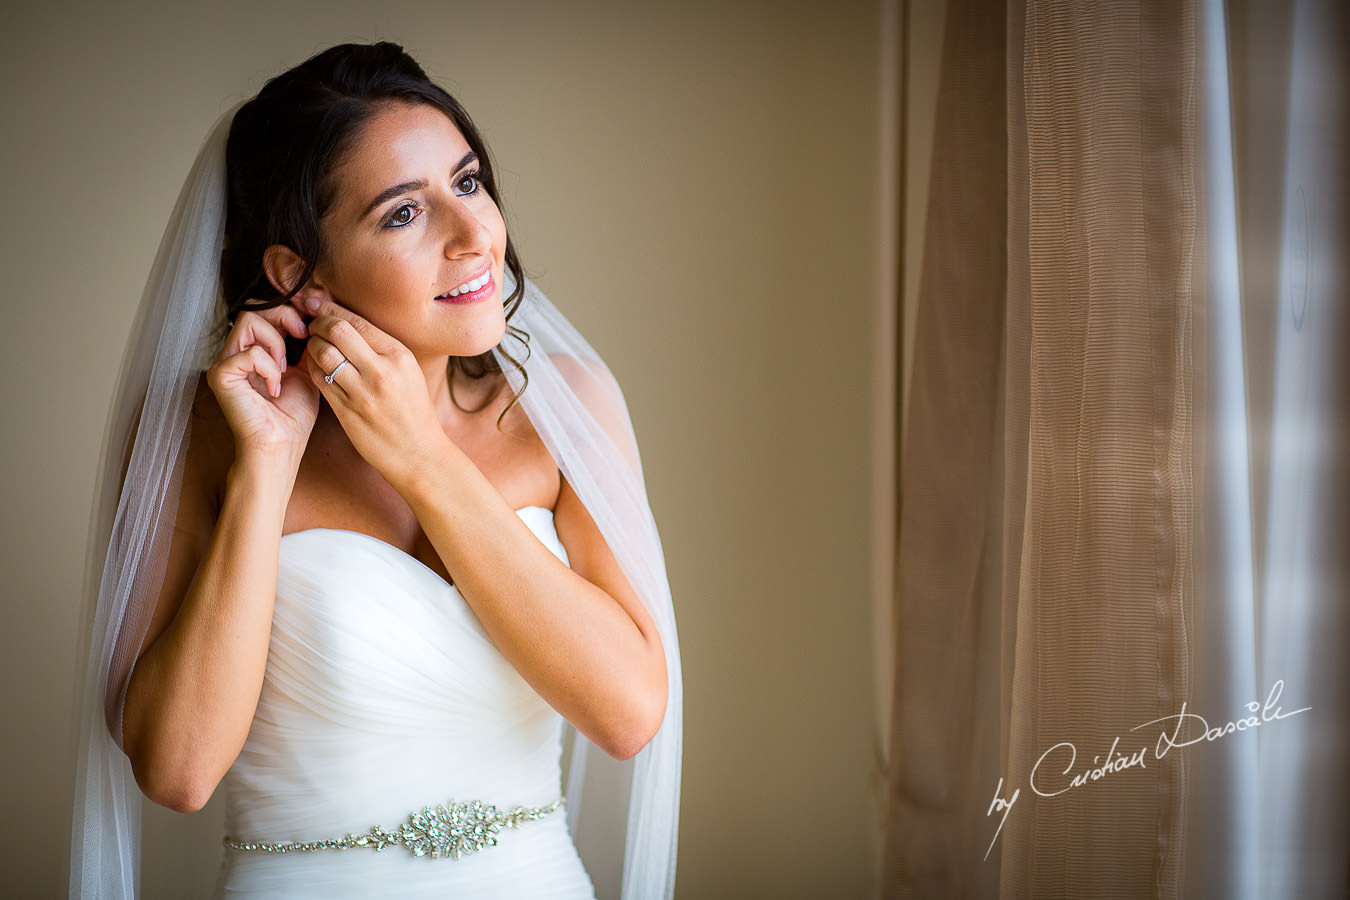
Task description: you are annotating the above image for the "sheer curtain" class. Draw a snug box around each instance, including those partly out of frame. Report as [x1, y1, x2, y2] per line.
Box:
[881, 0, 1350, 896]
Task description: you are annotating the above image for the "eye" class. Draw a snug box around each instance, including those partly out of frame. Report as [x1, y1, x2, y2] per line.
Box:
[455, 171, 482, 196]
[383, 202, 422, 228]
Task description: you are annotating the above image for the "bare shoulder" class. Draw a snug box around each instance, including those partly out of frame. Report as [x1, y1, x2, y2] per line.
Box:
[188, 374, 230, 436]
[541, 353, 640, 470]
[452, 355, 640, 510]
[545, 353, 624, 405]
[184, 375, 234, 507]
[452, 370, 560, 511]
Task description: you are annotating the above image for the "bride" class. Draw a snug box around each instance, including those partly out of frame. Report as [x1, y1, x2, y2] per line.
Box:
[70, 42, 682, 899]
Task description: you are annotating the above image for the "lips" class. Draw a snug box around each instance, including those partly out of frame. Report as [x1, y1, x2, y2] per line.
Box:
[435, 267, 493, 305]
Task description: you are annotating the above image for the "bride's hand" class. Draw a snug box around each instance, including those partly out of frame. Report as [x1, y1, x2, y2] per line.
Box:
[206, 304, 321, 463]
[302, 299, 446, 487]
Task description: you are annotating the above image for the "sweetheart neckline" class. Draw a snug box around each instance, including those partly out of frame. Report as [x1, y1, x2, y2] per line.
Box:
[278, 505, 555, 588]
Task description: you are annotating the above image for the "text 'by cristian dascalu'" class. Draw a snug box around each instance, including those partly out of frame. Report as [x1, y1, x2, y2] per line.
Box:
[983, 680, 1310, 860]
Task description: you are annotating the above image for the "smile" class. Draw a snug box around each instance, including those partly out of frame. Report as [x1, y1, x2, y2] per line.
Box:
[437, 268, 492, 303]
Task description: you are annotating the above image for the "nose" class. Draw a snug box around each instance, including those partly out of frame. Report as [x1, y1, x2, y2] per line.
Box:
[441, 195, 492, 260]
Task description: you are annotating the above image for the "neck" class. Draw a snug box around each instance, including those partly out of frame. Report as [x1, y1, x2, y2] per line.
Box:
[417, 352, 499, 427]
[417, 352, 454, 412]
[413, 350, 461, 429]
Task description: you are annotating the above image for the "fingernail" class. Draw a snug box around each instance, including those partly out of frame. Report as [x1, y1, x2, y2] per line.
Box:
[305, 297, 321, 314]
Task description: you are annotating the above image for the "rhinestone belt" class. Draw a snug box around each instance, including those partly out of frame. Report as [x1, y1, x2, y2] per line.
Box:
[223, 797, 563, 860]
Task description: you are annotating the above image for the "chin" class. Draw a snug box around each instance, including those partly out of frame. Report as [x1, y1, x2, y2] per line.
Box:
[447, 316, 508, 359]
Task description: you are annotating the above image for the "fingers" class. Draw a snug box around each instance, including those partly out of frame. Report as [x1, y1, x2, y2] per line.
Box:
[219, 308, 298, 373]
[303, 302, 383, 394]
[304, 298, 395, 356]
[305, 335, 358, 390]
[261, 302, 310, 340]
[211, 343, 285, 398]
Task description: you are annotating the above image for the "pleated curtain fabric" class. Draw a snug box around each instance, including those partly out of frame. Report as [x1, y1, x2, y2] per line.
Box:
[885, 0, 1007, 894]
[885, 1, 1200, 895]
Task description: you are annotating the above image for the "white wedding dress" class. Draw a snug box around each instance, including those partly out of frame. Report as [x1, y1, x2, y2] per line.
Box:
[214, 505, 597, 898]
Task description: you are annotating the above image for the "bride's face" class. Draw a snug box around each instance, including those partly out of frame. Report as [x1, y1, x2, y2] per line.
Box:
[312, 102, 508, 359]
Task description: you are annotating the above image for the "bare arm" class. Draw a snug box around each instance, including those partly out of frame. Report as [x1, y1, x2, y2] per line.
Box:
[304, 303, 668, 760]
[401, 441, 667, 760]
[121, 308, 318, 812]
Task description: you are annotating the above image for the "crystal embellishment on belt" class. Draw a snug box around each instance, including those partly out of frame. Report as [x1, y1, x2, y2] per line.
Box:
[223, 798, 563, 859]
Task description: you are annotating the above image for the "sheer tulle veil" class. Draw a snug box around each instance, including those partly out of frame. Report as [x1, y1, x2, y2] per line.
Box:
[69, 105, 682, 898]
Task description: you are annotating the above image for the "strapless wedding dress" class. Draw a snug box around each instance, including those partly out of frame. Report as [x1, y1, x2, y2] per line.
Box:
[215, 506, 596, 899]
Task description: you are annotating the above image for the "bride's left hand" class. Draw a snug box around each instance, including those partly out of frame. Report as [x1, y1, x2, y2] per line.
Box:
[302, 299, 448, 486]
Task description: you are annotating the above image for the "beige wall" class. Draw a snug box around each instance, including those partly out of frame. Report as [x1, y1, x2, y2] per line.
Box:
[0, 1, 886, 896]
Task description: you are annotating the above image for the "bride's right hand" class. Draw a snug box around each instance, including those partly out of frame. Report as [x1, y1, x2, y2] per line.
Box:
[206, 304, 320, 462]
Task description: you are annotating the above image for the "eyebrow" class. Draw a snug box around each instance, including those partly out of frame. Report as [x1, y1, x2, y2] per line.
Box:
[360, 151, 480, 219]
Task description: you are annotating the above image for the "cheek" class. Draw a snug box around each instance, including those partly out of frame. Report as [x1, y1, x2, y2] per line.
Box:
[481, 205, 508, 260]
[341, 247, 416, 297]
[319, 257, 410, 335]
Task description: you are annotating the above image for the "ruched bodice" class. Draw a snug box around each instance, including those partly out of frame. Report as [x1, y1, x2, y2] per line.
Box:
[217, 506, 595, 898]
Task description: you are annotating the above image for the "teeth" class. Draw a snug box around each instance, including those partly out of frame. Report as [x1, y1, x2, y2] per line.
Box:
[446, 272, 490, 297]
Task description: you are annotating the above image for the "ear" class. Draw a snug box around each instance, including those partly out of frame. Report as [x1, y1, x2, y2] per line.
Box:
[262, 244, 332, 310]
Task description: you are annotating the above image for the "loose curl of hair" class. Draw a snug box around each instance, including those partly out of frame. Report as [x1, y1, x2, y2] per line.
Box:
[221, 42, 528, 414]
